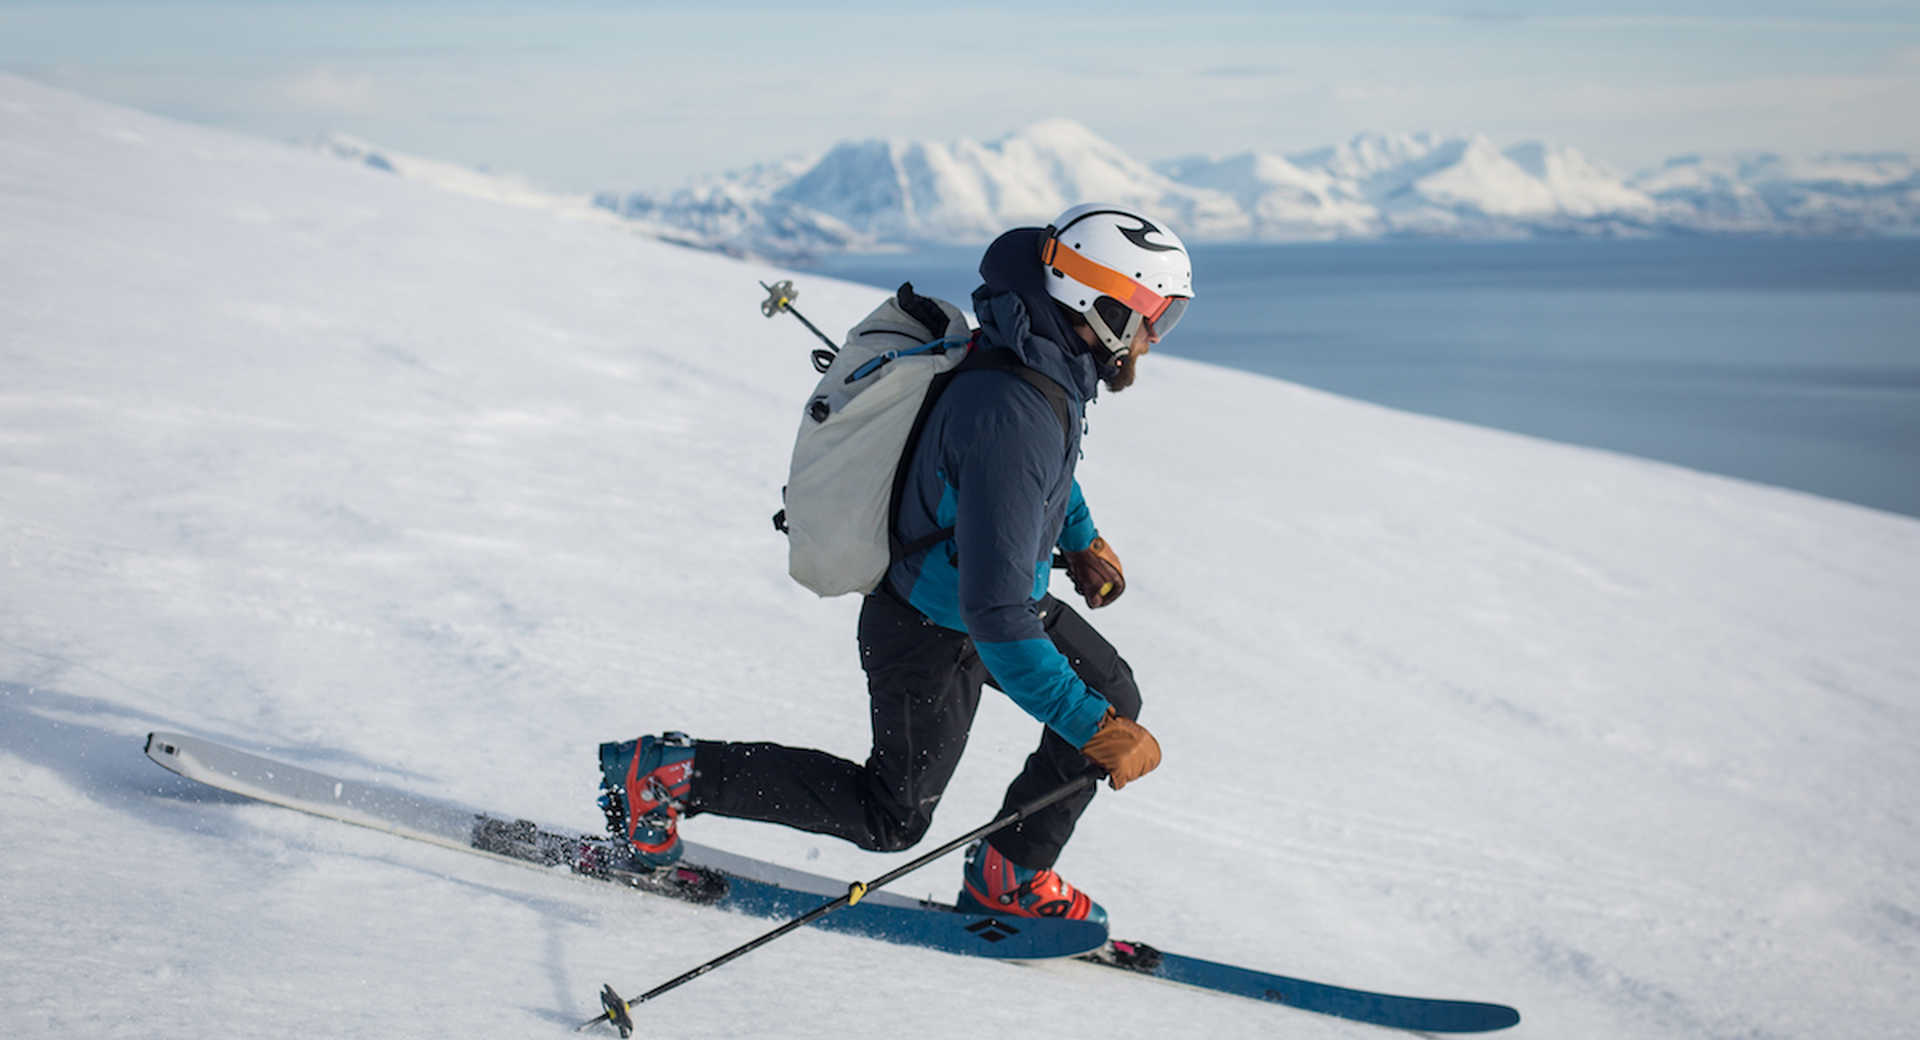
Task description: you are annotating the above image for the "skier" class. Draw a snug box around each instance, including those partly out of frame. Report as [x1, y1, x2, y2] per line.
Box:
[599, 203, 1194, 923]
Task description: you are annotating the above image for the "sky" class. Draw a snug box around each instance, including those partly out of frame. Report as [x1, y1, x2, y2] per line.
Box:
[3, 0, 1918, 193]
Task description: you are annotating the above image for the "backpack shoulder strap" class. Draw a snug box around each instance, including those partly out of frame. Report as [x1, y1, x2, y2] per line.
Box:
[959, 348, 1074, 444]
[889, 343, 1077, 568]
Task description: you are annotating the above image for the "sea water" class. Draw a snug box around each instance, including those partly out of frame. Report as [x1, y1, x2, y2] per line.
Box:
[811, 238, 1920, 519]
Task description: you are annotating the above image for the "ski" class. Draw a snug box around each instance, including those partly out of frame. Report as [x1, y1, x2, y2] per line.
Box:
[142, 730, 1105, 961]
[1080, 940, 1521, 1033]
[143, 729, 1516, 1030]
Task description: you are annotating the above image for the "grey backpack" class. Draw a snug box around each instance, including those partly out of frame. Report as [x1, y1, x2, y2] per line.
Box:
[775, 283, 1069, 597]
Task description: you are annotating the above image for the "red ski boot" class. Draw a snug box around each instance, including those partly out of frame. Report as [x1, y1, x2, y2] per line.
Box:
[597, 732, 695, 868]
[955, 841, 1108, 926]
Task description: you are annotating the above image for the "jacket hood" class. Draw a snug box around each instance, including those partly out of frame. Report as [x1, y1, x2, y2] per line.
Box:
[971, 228, 1101, 404]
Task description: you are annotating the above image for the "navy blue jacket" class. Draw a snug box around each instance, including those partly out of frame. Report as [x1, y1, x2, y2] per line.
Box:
[884, 228, 1113, 747]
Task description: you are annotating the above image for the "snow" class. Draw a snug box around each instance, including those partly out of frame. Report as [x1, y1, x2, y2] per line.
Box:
[1391, 136, 1561, 221]
[752, 120, 1247, 251]
[1154, 151, 1371, 239]
[585, 121, 1920, 258]
[1290, 131, 1453, 186]
[1504, 143, 1658, 219]
[5, 72, 1920, 1039]
[595, 119, 1251, 256]
[315, 133, 603, 220]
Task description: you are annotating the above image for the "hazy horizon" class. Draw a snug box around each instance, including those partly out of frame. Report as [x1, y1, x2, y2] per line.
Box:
[5, 1, 1916, 193]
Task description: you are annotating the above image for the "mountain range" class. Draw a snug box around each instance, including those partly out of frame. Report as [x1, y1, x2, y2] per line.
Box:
[583, 120, 1919, 259]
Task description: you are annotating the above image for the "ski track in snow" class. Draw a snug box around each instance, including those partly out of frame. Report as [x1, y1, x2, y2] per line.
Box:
[4, 74, 1919, 1039]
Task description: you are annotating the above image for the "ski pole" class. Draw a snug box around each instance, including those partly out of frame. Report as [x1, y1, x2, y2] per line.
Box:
[758, 279, 839, 373]
[577, 773, 1098, 1037]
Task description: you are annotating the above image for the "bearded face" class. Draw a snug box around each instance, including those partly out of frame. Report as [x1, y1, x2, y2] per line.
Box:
[1102, 348, 1142, 393]
[1060, 302, 1154, 394]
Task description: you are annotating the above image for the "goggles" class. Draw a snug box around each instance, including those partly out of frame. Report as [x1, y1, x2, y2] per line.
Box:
[1040, 235, 1190, 340]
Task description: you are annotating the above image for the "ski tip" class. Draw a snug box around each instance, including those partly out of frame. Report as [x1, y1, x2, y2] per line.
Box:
[1480, 1003, 1522, 1031]
[1432, 999, 1521, 1032]
[144, 732, 184, 762]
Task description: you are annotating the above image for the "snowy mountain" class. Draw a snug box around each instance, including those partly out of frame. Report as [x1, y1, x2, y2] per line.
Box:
[1148, 131, 1660, 240]
[1629, 151, 1920, 235]
[7, 74, 1920, 1039]
[1159, 131, 1913, 239]
[1504, 142, 1660, 220]
[590, 122, 1918, 257]
[1153, 150, 1371, 239]
[592, 152, 868, 259]
[593, 120, 1248, 258]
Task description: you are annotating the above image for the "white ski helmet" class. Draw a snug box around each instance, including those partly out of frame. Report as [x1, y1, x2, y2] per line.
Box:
[1039, 203, 1194, 363]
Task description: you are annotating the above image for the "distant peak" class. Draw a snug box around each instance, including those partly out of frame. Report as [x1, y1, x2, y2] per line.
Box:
[1003, 118, 1115, 150]
[1503, 141, 1551, 176]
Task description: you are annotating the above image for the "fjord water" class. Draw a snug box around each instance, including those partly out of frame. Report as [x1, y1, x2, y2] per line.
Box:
[812, 238, 1920, 518]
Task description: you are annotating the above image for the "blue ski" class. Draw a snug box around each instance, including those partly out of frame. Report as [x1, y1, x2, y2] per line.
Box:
[142, 729, 1511, 1027]
[142, 731, 1104, 962]
[1082, 940, 1521, 1033]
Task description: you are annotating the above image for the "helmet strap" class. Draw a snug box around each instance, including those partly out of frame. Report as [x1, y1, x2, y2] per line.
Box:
[1089, 305, 1142, 366]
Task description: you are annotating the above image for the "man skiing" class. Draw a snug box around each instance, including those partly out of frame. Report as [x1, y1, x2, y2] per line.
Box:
[599, 203, 1194, 923]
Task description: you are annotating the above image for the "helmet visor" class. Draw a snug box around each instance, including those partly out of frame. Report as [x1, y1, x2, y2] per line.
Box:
[1147, 295, 1189, 339]
[1093, 293, 1190, 352]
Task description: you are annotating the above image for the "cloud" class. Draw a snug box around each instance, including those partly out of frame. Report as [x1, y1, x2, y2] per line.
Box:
[1195, 65, 1293, 79]
[1449, 10, 1530, 24]
[279, 68, 377, 115]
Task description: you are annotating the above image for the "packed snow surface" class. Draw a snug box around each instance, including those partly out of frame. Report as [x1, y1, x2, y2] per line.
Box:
[3, 75, 1918, 1039]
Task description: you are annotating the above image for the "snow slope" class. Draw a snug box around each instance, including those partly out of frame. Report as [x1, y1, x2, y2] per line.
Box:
[314, 132, 718, 253]
[4, 74, 1919, 1039]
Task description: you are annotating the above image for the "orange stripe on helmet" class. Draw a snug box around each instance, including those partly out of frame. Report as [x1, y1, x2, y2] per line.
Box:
[1040, 235, 1174, 322]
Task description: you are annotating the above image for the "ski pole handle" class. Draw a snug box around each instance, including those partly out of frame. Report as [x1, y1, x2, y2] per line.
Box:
[759, 279, 840, 371]
[759, 279, 797, 319]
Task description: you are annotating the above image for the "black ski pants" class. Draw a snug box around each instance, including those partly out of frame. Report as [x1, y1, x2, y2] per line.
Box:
[686, 589, 1141, 869]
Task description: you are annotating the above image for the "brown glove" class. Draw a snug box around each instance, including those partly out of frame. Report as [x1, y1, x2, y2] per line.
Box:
[1062, 536, 1125, 608]
[1079, 709, 1160, 790]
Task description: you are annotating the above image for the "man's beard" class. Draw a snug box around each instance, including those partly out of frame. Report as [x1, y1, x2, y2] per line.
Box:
[1102, 350, 1141, 393]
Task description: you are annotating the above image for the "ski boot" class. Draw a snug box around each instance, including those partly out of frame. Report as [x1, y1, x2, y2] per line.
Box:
[955, 840, 1108, 926]
[597, 732, 696, 869]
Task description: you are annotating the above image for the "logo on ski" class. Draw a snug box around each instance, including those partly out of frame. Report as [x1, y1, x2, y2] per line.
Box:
[964, 918, 1023, 943]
